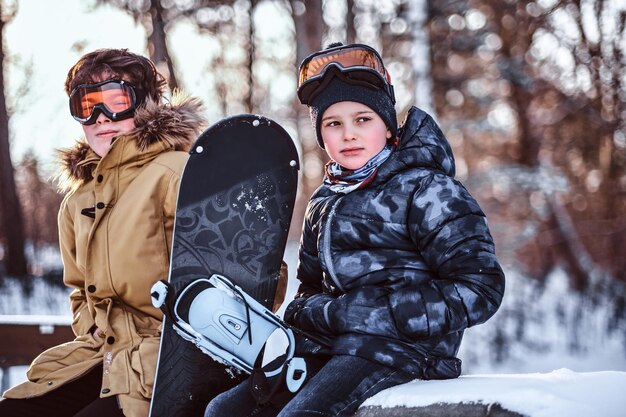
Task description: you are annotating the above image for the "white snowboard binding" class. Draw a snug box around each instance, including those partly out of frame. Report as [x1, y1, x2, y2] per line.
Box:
[151, 274, 307, 393]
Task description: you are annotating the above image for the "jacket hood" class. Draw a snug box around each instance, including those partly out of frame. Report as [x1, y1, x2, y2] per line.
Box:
[56, 92, 206, 192]
[380, 106, 456, 179]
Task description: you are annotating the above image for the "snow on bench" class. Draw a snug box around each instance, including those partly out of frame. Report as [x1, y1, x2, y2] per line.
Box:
[355, 369, 626, 417]
[0, 314, 71, 326]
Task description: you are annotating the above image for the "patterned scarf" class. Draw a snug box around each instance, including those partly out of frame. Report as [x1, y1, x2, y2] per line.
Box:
[324, 144, 395, 194]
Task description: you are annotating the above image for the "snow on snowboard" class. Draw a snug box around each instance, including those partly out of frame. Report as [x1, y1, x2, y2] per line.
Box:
[149, 114, 299, 417]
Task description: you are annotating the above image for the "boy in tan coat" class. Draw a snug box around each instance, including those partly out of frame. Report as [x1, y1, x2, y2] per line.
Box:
[0, 49, 255, 416]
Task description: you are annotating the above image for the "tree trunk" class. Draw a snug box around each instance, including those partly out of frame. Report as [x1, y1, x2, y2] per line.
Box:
[410, 0, 435, 115]
[346, 0, 356, 44]
[546, 194, 599, 289]
[493, 0, 596, 287]
[148, 0, 178, 91]
[292, 0, 323, 64]
[245, 0, 258, 113]
[290, 0, 324, 239]
[0, 8, 28, 277]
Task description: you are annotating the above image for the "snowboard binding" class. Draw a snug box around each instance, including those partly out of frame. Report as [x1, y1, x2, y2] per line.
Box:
[151, 275, 307, 394]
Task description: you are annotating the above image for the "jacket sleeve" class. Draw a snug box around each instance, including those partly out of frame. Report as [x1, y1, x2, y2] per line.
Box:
[327, 173, 505, 341]
[284, 199, 336, 334]
[294, 198, 326, 298]
[58, 196, 95, 337]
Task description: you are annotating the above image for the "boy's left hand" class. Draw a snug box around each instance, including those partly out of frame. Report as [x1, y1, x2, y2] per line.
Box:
[288, 293, 336, 334]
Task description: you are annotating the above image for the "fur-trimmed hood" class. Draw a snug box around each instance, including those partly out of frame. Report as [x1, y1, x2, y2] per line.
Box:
[56, 92, 206, 192]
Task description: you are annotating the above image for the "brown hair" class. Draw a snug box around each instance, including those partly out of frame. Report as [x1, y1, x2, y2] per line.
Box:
[64, 48, 167, 103]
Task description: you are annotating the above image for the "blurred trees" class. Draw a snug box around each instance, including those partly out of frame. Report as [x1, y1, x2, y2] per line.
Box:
[1, 0, 624, 289]
[288, 0, 324, 234]
[95, 0, 183, 90]
[0, 0, 26, 277]
[426, 0, 625, 287]
[0, 0, 622, 372]
[97, 0, 263, 112]
[16, 153, 63, 249]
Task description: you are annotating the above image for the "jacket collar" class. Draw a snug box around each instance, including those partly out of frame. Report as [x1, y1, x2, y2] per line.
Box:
[57, 92, 206, 192]
[376, 106, 456, 181]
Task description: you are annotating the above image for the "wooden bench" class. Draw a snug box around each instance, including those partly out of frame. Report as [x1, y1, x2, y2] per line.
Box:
[0, 315, 73, 393]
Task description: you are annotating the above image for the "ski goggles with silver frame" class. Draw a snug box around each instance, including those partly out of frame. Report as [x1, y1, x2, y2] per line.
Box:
[69, 79, 140, 125]
[297, 43, 395, 105]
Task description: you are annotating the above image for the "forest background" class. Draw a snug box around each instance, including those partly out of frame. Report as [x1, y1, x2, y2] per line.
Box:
[0, 0, 625, 374]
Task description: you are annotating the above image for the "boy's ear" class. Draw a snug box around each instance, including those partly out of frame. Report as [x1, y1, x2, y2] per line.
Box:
[386, 128, 392, 139]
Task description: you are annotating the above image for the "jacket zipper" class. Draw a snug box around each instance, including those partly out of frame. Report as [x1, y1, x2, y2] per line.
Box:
[321, 196, 345, 293]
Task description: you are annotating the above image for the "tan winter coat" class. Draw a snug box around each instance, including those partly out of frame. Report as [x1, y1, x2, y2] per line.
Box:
[4, 94, 206, 417]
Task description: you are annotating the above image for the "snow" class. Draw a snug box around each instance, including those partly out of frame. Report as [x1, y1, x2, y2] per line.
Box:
[362, 369, 626, 417]
[0, 277, 71, 316]
[0, 314, 71, 325]
[457, 267, 626, 374]
[2, 242, 626, 416]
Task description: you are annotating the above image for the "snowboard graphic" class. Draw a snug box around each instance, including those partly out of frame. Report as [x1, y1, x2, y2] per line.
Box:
[149, 114, 299, 417]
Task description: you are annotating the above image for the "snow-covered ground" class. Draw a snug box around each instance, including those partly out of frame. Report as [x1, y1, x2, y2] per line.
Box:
[2, 241, 626, 416]
[0, 278, 70, 316]
[458, 266, 626, 374]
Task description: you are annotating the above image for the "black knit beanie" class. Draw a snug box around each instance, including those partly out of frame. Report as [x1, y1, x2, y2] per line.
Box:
[309, 77, 398, 149]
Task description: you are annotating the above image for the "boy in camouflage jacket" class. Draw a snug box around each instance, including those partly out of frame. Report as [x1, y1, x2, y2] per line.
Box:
[205, 42, 505, 417]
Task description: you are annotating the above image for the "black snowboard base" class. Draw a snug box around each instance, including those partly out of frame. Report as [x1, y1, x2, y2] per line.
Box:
[149, 114, 299, 417]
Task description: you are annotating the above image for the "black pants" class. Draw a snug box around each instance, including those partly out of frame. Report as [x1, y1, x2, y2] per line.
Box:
[0, 365, 126, 417]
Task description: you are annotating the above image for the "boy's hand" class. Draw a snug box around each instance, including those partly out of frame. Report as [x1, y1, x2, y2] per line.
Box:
[287, 293, 336, 334]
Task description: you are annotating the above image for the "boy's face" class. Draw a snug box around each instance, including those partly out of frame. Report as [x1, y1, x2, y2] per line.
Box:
[320, 101, 391, 170]
[78, 74, 136, 158]
[82, 112, 136, 157]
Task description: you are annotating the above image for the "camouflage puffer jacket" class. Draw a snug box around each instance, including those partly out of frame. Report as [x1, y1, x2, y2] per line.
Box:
[285, 107, 505, 379]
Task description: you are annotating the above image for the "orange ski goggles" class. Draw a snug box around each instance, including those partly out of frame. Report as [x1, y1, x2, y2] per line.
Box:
[69, 79, 140, 125]
[297, 43, 395, 105]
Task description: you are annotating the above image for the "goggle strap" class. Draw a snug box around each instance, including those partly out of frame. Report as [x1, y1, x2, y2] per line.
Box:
[297, 45, 394, 105]
[300, 69, 396, 105]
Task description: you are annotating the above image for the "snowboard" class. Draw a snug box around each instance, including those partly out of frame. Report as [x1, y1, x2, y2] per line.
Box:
[149, 114, 300, 417]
